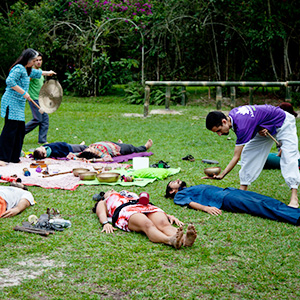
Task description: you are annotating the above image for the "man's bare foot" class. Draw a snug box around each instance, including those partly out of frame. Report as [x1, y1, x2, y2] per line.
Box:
[288, 198, 299, 208]
[169, 226, 183, 249]
[118, 139, 123, 143]
[0, 160, 6, 166]
[145, 139, 153, 150]
[80, 141, 85, 145]
[183, 224, 197, 247]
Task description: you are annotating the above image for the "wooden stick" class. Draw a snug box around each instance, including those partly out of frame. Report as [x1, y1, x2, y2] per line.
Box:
[13, 226, 55, 236]
[42, 171, 73, 178]
[265, 131, 281, 147]
[28, 98, 44, 114]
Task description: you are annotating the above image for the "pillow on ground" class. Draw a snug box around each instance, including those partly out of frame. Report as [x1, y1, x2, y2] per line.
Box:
[133, 168, 180, 180]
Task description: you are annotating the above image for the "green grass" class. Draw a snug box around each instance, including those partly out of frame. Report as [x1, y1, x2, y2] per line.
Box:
[0, 95, 300, 299]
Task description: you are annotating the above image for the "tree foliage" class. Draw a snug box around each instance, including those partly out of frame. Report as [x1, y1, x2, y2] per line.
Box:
[0, 0, 300, 96]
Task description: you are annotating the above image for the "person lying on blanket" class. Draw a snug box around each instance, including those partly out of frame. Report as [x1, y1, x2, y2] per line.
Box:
[71, 139, 153, 162]
[0, 183, 35, 218]
[33, 139, 152, 161]
[93, 189, 197, 249]
[165, 179, 300, 225]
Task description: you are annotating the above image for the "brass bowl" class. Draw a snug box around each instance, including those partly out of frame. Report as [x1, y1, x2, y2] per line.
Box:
[79, 171, 97, 180]
[73, 168, 90, 177]
[93, 166, 104, 172]
[204, 167, 221, 177]
[96, 172, 120, 183]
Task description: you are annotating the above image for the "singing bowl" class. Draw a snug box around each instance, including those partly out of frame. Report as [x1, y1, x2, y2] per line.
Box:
[96, 172, 120, 183]
[204, 167, 221, 177]
[73, 168, 90, 177]
[79, 171, 97, 180]
[93, 166, 104, 172]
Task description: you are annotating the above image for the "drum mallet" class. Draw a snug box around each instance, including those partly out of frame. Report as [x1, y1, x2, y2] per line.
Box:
[266, 131, 282, 148]
[28, 98, 44, 114]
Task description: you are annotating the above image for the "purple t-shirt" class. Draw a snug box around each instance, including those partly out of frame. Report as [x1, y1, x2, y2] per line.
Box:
[229, 105, 286, 145]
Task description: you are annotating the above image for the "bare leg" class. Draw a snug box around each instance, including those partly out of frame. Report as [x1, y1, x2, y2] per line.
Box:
[288, 188, 299, 208]
[147, 212, 178, 236]
[145, 139, 153, 150]
[239, 184, 248, 191]
[128, 213, 183, 248]
[182, 224, 197, 247]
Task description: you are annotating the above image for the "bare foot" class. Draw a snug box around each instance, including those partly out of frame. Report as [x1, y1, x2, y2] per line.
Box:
[118, 139, 123, 143]
[145, 139, 153, 150]
[80, 141, 85, 145]
[183, 224, 197, 247]
[0, 160, 6, 166]
[169, 226, 183, 249]
[288, 198, 299, 208]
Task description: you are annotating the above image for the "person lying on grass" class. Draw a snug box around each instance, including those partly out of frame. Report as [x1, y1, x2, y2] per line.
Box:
[33, 139, 152, 162]
[93, 189, 197, 249]
[73, 139, 153, 162]
[0, 183, 35, 218]
[165, 179, 300, 226]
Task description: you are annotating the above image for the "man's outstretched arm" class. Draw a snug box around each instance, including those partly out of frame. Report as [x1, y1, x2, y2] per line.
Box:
[189, 202, 222, 216]
[1, 198, 30, 218]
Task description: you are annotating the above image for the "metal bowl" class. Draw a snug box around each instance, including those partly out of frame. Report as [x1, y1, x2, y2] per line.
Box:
[93, 166, 104, 172]
[79, 171, 97, 180]
[96, 172, 120, 183]
[73, 168, 90, 177]
[204, 167, 221, 177]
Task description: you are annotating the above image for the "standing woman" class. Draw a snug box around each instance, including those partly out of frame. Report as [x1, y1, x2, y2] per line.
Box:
[0, 49, 56, 166]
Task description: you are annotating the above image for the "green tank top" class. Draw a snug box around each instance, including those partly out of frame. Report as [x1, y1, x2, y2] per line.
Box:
[28, 68, 44, 100]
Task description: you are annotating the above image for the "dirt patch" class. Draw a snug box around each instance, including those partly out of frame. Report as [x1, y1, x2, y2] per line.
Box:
[0, 256, 65, 288]
[150, 109, 182, 115]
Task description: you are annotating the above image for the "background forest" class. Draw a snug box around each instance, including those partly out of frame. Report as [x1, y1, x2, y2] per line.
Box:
[0, 0, 300, 100]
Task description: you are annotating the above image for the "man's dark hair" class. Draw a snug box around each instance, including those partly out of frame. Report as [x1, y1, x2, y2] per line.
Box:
[206, 111, 227, 130]
[165, 181, 174, 198]
[77, 150, 99, 160]
[33, 149, 44, 160]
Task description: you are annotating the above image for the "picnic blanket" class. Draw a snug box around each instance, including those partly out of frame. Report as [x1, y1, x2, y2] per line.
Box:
[0, 158, 131, 190]
[79, 168, 181, 187]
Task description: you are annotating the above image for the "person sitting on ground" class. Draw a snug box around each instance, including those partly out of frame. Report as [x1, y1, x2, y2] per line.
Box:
[33, 142, 87, 160]
[0, 183, 35, 218]
[165, 179, 300, 225]
[73, 139, 153, 162]
[94, 189, 197, 249]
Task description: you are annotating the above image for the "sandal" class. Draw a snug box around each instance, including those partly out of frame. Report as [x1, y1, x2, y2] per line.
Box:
[150, 160, 170, 168]
[182, 155, 195, 162]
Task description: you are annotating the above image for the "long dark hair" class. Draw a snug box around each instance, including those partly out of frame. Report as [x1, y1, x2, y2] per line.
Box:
[9, 48, 39, 75]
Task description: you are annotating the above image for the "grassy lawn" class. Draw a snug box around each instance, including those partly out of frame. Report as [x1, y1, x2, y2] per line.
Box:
[0, 94, 300, 299]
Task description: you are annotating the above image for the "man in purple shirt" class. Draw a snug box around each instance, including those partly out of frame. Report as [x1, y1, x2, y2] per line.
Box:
[205, 105, 300, 208]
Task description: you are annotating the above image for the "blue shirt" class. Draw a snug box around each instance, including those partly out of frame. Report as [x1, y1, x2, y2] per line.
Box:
[174, 185, 233, 209]
[1, 64, 42, 121]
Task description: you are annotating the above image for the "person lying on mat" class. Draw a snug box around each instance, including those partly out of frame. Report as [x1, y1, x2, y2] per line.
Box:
[33, 139, 153, 161]
[165, 179, 300, 225]
[0, 183, 35, 218]
[71, 139, 153, 162]
[93, 189, 197, 249]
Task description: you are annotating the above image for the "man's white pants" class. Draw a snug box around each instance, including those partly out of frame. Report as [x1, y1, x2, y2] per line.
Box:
[239, 112, 300, 189]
